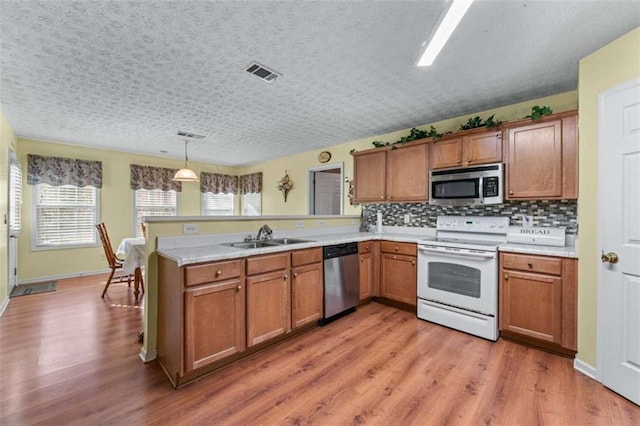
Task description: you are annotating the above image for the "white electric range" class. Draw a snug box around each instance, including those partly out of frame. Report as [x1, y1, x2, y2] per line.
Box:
[417, 215, 509, 341]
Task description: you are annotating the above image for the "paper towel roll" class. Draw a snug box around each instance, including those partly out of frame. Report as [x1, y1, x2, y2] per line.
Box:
[376, 212, 383, 233]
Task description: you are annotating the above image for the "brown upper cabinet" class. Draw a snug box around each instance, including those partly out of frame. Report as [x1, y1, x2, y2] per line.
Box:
[431, 129, 502, 169]
[353, 142, 429, 203]
[505, 111, 578, 200]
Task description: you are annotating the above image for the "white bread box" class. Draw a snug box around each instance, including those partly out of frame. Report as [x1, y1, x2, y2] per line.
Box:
[507, 226, 566, 247]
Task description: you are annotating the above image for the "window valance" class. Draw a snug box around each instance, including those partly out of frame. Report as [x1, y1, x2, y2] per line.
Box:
[240, 172, 262, 194]
[200, 172, 239, 194]
[27, 154, 103, 188]
[130, 164, 182, 192]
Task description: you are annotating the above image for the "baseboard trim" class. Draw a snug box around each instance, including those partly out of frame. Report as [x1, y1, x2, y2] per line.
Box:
[0, 295, 9, 317]
[140, 347, 157, 363]
[574, 357, 598, 380]
[18, 269, 111, 285]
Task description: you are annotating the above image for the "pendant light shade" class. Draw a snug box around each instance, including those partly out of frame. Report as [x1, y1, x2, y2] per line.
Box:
[173, 140, 199, 182]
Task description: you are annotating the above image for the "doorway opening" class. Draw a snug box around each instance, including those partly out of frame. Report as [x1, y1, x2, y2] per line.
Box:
[308, 163, 343, 215]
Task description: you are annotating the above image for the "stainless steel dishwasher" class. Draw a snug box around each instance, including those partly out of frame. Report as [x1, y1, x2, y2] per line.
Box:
[321, 242, 359, 323]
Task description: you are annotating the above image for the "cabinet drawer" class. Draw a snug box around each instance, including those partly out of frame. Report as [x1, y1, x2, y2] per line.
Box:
[358, 241, 374, 254]
[501, 253, 562, 275]
[380, 241, 416, 256]
[246, 253, 289, 276]
[185, 260, 242, 287]
[291, 248, 322, 267]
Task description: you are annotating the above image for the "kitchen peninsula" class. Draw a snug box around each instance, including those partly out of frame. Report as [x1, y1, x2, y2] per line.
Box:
[145, 214, 577, 387]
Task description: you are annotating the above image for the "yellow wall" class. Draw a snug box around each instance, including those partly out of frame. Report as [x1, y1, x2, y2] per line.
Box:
[240, 91, 578, 215]
[577, 27, 640, 368]
[16, 138, 240, 281]
[0, 110, 17, 305]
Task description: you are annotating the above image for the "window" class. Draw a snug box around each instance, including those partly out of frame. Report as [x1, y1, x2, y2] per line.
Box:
[202, 192, 235, 216]
[8, 154, 22, 237]
[242, 193, 262, 216]
[134, 189, 177, 237]
[34, 184, 98, 248]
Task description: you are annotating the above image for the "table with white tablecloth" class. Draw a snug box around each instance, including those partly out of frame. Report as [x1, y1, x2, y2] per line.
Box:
[116, 237, 146, 298]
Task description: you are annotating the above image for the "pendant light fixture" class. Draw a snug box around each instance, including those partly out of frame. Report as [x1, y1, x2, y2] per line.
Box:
[172, 140, 199, 182]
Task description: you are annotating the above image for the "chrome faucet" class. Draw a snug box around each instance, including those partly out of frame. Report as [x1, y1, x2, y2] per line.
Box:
[256, 224, 273, 241]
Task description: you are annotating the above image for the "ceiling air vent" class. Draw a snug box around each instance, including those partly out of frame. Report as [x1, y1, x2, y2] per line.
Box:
[245, 62, 281, 83]
[177, 131, 205, 139]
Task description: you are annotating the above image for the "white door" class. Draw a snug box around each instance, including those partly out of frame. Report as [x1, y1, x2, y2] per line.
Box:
[314, 171, 340, 215]
[598, 77, 640, 405]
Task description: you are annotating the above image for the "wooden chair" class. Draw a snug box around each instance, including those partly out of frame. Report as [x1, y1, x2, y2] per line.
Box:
[95, 223, 134, 298]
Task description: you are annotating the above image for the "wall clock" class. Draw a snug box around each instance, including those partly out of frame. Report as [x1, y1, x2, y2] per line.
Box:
[318, 151, 332, 163]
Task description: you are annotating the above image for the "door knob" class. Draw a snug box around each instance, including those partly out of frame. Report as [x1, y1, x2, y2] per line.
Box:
[601, 251, 619, 264]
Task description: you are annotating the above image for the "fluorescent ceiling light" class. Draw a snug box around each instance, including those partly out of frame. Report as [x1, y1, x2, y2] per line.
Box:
[417, 0, 474, 67]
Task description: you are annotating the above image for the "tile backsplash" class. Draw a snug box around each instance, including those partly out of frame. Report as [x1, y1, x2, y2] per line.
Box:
[362, 200, 578, 234]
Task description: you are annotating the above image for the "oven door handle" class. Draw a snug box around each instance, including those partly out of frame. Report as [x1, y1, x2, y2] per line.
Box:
[418, 246, 497, 260]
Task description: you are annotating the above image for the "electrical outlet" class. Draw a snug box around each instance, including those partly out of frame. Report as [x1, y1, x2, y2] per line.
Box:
[403, 213, 411, 224]
[182, 224, 199, 234]
[295, 220, 304, 228]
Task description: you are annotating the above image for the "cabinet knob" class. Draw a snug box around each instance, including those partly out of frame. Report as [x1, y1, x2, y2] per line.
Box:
[411, 261, 416, 266]
[394, 246, 399, 251]
[527, 262, 533, 268]
[504, 274, 509, 280]
[380, 196, 384, 200]
[283, 274, 288, 280]
[293, 272, 298, 278]
[237, 285, 242, 290]
[360, 257, 364, 262]
[215, 270, 222, 276]
[457, 159, 461, 164]
[509, 190, 514, 195]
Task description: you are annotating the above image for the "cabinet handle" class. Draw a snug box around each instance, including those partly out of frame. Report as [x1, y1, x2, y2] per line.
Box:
[380, 196, 384, 200]
[457, 159, 461, 164]
[411, 261, 416, 266]
[394, 246, 399, 251]
[216, 270, 222, 276]
[504, 274, 509, 280]
[509, 190, 514, 195]
[293, 272, 298, 278]
[237, 285, 242, 290]
[283, 274, 288, 280]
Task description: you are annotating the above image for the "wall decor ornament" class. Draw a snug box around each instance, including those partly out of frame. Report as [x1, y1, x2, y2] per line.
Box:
[277, 170, 294, 202]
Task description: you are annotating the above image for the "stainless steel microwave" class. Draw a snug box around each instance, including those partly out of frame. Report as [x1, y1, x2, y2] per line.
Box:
[429, 163, 503, 206]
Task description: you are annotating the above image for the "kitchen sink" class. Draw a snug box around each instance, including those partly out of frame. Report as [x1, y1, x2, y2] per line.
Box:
[222, 238, 315, 249]
[223, 241, 276, 249]
[268, 238, 314, 245]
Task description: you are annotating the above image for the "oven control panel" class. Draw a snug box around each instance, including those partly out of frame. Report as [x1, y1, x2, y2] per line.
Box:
[436, 216, 509, 233]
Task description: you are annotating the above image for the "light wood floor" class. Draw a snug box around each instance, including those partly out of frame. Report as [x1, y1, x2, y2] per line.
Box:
[1, 274, 638, 425]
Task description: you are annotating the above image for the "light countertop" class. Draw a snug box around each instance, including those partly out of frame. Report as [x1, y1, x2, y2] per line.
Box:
[156, 227, 578, 266]
[498, 242, 577, 258]
[157, 230, 435, 266]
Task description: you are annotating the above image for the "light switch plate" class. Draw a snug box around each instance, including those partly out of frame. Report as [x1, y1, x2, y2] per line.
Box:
[183, 224, 199, 234]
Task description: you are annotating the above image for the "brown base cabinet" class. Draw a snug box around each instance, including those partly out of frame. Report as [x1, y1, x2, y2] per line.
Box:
[379, 241, 417, 307]
[499, 252, 577, 354]
[184, 280, 245, 372]
[291, 249, 324, 329]
[157, 256, 246, 387]
[157, 247, 323, 388]
[358, 241, 377, 301]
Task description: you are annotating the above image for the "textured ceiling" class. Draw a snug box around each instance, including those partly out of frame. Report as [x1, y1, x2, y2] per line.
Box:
[1, 1, 639, 166]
